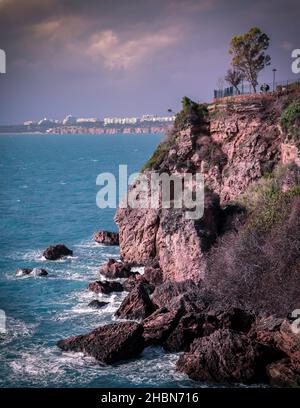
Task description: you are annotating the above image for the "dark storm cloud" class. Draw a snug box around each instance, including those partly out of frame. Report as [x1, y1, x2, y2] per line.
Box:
[0, 0, 299, 124]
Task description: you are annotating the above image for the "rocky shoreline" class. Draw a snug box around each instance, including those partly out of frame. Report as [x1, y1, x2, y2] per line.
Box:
[56, 255, 300, 387]
[45, 91, 300, 387]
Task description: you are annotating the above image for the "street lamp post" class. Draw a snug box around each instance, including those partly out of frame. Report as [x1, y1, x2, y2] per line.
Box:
[272, 68, 277, 92]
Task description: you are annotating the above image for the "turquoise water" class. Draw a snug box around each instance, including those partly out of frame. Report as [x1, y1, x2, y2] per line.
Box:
[0, 133, 196, 388]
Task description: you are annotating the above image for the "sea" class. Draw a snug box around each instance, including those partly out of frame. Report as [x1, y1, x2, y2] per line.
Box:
[0, 133, 198, 388]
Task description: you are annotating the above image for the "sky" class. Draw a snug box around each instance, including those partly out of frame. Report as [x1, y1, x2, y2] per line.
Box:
[0, 0, 299, 124]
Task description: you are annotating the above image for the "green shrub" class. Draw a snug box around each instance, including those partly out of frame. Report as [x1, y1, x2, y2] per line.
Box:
[239, 165, 300, 232]
[280, 100, 300, 143]
[142, 97, 208, 171]
[249, 186, 300, 232]
[206, 166, 300, 316]
[174, 97, 208, 130]
[141, 133, 176, 172]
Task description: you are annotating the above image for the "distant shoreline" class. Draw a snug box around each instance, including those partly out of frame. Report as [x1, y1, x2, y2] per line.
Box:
[0, 131, 164, 136]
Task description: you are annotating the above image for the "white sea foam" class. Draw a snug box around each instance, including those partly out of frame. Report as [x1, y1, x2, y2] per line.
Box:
[0, 317, 35, 346]
[131, 266, 145, 275]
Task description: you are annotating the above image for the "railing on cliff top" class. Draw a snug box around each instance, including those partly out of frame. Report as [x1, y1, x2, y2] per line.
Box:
[214, 78, 300, 99]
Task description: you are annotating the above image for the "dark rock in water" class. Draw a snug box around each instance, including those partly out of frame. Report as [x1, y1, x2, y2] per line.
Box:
[143, 267, 163, 287]
[43, 244, 73, 260]
[164, 313, 204, 352]
[88, 300, 109, 309]
[57, 321, 144, 364]
[16, 268, 48, 277]
[123, 274, 154, 294]
[99, 258, 133, 279]
[88, 280, 123, 294]
[16, 268, 32, 276]
[115, 283, 156, 320]
[93, 231, 119, 246]
[31, 268, 48, 276]
[267, 358, 300, 387]
[177, 329, 266, 384]
[143, 307, 179, 346]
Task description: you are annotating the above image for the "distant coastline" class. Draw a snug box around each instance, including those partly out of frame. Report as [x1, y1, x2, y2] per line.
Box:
[0, 124, 172, 135]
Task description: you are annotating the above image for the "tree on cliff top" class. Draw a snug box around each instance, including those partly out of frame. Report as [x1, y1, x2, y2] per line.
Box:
[225, 69, 244, 94]
[229, 27, 271, 92]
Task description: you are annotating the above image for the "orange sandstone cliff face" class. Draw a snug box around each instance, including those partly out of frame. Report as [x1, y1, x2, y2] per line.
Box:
[115, 93, 300, 283]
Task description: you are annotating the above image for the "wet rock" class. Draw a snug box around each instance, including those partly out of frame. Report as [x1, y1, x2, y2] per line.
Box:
[16, 268, 32, 276]
[57, 321, 144, 364]
[43, 244, 73, 260]
[93, 231, 119, 246]
[99, 258, 133, 279]
[16, 268, 48, 277]
[123, 274, 154, 294]
[143, 307, 179, 346]
[143, 267, 163, 286]
[88, 300, 109, 309]
[177, 329, 266, 384]
[115, 283, 156, 320]
[31, 268, 48, 276]
[267, 358, 300, 387]
[88, 280, 123, 294]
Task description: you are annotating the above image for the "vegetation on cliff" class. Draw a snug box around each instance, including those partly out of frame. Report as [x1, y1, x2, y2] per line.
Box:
[142, 97, 208, 171]
[206, 164, 300, 316]
[280, 100, 300, 144]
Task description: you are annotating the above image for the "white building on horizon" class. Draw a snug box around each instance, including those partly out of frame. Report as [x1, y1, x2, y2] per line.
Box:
[76, 117, 99, 123]
[140, 114, 176, 123]
[104, 117, 138, 126]
[62, 114, 77, 125]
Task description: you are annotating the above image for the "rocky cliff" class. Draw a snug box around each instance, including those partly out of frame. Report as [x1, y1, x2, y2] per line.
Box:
[59, 90, 300, 387]
[115, 91, 300, 284]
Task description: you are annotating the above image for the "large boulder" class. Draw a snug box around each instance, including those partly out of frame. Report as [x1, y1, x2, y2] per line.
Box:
[267, 358, 300, 387]
[151, 280, 209, 313]
[43, 244, 73, 260]
[253, 317, 300, 365]
[142, 307, 180, 346]
[164, 313, 204, 352]
[88, 280, 123, 294]
[143, 267, 163, 287]
[176, 329, 267, 384]
[99, 259, 133, 279]
[115, 283, 156, 320]
[93, 231, 119, 245]
[123, 274, 154, 294]
[57, 322, 144, 364]
[16, 268, 48, 277]
[202, 306, 255, 336]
